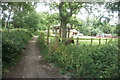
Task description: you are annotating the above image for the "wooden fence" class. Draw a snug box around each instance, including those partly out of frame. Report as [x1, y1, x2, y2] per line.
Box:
[57, 37, 111, 46]
[46, 36, 113, 49]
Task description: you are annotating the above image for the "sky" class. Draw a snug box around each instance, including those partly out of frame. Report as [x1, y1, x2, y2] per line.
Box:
[35, 2, 118, 25]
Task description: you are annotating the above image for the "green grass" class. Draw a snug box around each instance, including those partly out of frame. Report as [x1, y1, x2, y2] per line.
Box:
[48, 36, 118, 46]
[75, 38, 117, 45]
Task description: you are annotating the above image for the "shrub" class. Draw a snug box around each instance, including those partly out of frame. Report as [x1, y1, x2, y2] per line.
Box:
[47, 43, 119, 78]
[2, 28, 32, 70]
[34, 31, 41, 35]
[37, 32, 48, 56]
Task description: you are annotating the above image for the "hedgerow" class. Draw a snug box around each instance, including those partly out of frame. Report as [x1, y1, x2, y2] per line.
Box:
[2, 29, 32, 70]
[37, 32, 48, 56]
[37, 32, 119, 78]
[47, 43, 119, 78]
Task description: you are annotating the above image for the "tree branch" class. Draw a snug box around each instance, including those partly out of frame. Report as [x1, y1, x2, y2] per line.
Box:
[59, 2, 64, 18]
[68, 2, 72, 17]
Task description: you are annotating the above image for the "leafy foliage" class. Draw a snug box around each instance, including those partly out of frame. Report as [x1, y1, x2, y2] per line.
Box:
[46, 43, 119, 78]
[1, 2, 36, 28]
[76, 18, 117, 36]
[37, 32, 48, 56]
[12, 11, 39, 32]
[2, 29, 32, 70]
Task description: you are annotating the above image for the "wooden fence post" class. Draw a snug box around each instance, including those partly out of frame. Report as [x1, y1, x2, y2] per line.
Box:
[47, 21, 50, 45]
[99, 38, 101, 45]
[110, 38, 113, 42]
[90, 38, 93, 46]
[68, 28, 70, 38]
[105, 38, 107, 44]
[76, 37, 79, 45]
[53, 36, 59, 51]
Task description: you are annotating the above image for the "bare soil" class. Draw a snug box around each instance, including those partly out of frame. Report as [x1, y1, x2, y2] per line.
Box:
[3, 36, 64, 78]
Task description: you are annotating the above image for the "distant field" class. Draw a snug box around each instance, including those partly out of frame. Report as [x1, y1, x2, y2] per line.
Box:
[45, 36, 118, 46]
[74, 39, 117, 45]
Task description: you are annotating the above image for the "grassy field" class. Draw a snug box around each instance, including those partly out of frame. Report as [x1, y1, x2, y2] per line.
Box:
[45, 36, 118, 46]
[74, 38, 117, 45]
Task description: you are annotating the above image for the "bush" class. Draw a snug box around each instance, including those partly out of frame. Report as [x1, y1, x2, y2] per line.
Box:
[2, 28, 32, 70]
[47, 43, 119, 78]
[37, 32, 48, 56]
[34, 31, 41, 35]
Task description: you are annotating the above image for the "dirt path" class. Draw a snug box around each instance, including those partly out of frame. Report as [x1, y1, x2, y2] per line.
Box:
[3, 36, 64, 78]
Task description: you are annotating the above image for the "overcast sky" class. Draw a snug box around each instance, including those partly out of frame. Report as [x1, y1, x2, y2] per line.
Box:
[35, 2, 118, 25]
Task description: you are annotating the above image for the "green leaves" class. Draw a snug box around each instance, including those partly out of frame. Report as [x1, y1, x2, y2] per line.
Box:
[46, 43, 119, 78]
[37, 32, 48, 56]
[1, 2, 36, 28]
[2, 28, 32, 70]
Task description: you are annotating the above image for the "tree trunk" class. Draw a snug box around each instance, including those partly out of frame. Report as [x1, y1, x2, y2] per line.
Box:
[59, 2, 67, 39]
[60, 20, 67, 43]
[117, 5, 120, 77]
[68, 28, 70, 38]
[61, 21, 67, 38]
[60, 22, 62, 37]
[47, 21, 50, 45]
[55, 28, 57, 36]
[118, 1, 120, 49]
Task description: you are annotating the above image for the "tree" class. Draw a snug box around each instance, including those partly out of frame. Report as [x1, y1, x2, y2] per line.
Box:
[24, 11, 39, 32]
[105, 2, 120, 78]
[37, 12, 48, 30]
[58, 2, 83, 39]
[46, 1, 83, 39]
[1, 2, 37, 28]
[105, 2, 120, 48]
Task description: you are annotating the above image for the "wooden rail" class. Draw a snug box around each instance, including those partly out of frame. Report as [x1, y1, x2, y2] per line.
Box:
[46, 36, 113, 46]
[58, 37, 111, 45]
